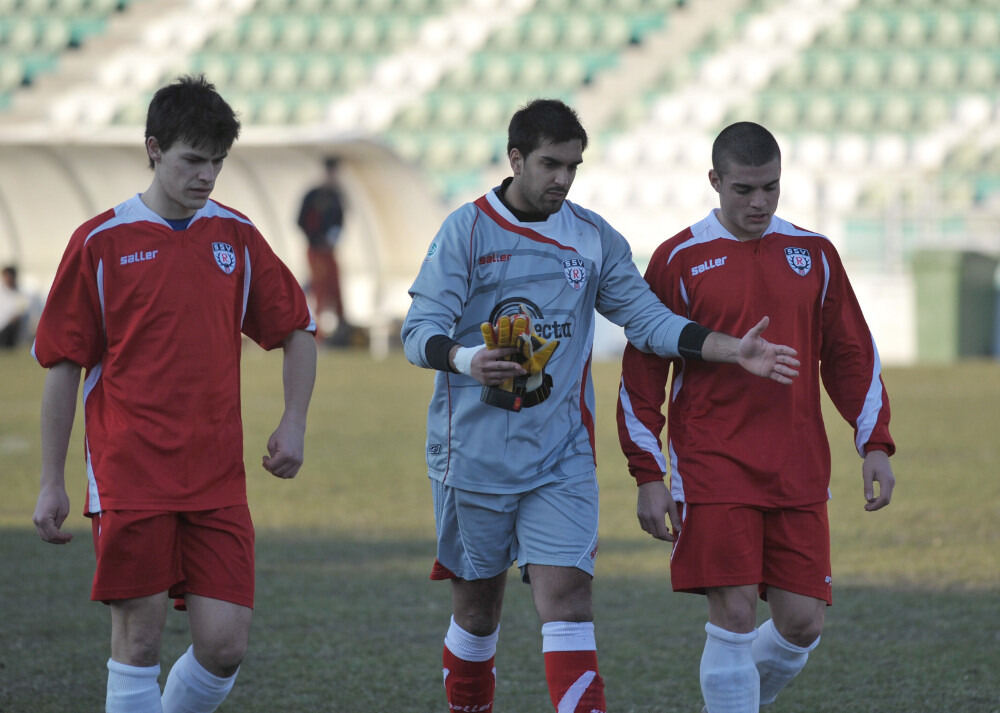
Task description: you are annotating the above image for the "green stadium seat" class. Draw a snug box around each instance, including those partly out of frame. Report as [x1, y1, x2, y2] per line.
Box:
[892, 12, 926, 47]
[924, 53, 960, 88]
[842, 94, 876, 130]
[846, 53, 883, 88]
[928, 10, 963, 45]
[0, 53, 24, 90]
[967, 12, 999, 47]
[961, 53, 997, 89]
[878, 94, 914, 131]
[301, 55, 336, 90]
[276, 15, 314, 50]
[887, 54, 921, 88]
[312, 17, 348, 50]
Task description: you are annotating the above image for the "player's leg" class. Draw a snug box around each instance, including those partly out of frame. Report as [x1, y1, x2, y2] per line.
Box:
[754, 502, 830, 706]
[444, 573, 507, 713]
[518, 473, 604, 713]
[93, 511, 183, 713]
[670, 503, 766, 713]
[161, 595, 252, 713]
[161, 506, 255, 713]
[107, 592, 171, 713]
[432, 481, 519, 713]
[527, 565, 605, 713]
[701, 585, 760, 713]
[754, 590, 823, 706]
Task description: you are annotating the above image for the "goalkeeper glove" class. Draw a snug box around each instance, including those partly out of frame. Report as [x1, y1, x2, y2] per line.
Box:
[480, 311, 559, 411]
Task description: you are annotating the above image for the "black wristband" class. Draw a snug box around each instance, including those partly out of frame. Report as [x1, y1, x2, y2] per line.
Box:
[678, 322, 713, 360]
[425, 334, 462, 372]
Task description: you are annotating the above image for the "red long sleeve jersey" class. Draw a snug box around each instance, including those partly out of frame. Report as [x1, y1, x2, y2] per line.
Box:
[617, 211, 894, 507]
[33, 196, 314, 515]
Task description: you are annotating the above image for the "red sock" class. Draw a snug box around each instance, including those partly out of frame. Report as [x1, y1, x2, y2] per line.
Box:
[544, 650, 606, 713]
[443, 644, 495, 713]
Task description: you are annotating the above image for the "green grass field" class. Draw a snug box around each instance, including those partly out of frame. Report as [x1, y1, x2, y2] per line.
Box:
[2, 347, 998, 712]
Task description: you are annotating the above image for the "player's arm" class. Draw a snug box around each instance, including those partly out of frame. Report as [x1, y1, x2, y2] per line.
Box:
[618, 343, 680, 541]
[262, 329, 316, 479]
[33, 360, 81, 544]
[816, 244, 896, 510]
[698, 317, 800, 384]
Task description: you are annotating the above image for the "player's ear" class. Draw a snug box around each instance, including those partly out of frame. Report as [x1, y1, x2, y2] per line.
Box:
[146, 136, 163, 165]
[509, 148, 523, 176]
[708, 168, 721, 193]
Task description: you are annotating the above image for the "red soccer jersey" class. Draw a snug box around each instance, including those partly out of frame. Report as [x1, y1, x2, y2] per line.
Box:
[34, 196, 315, 515]
[617, 210, 894, 507]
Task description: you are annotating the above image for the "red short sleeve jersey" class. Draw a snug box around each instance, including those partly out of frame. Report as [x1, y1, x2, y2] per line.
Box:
[33, 196, 315, 515]
[617, 210, 893, 507]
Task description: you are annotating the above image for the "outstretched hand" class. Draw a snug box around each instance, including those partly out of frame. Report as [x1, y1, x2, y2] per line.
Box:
[738, 317, 800, 384]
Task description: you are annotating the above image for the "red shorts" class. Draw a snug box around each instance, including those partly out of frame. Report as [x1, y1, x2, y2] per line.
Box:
[669, 501, 832, 605]
[90, 507, 255, 608]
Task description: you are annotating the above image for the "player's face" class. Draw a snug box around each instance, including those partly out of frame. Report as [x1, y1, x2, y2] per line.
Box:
[506, 138, 584, 216]
[709, 158, 781, 241]
[144, 137, 227, 219]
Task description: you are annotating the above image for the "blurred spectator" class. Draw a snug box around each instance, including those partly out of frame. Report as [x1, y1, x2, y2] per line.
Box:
[297, 156, 351, 344]
[0, 265, 28, 348]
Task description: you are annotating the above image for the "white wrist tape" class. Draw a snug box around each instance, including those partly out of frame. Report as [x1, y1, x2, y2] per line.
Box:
[453, 344, 485, 376]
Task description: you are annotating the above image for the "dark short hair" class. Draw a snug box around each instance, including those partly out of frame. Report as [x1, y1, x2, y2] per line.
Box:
[507, 99, 588, 158]
[144, 75, 240, 169]
[712, 122, 780, 176]
[323, 156, 340, 171]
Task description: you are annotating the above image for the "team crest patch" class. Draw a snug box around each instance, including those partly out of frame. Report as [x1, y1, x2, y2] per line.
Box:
[784, 247, 812, 276]
[212, 242, 236, 274]
[562, 258, 587, 290]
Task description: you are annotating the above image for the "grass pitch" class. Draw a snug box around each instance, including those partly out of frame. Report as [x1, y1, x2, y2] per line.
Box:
[1, 347, 998, 712]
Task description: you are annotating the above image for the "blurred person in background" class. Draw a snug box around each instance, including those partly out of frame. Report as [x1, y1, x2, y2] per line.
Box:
[0, 264, 28, 348]
[617, 121, 896, 713]
[297, 155, 351, 344]
[31, 75, 317, 713]
[401, 99, 800, 713]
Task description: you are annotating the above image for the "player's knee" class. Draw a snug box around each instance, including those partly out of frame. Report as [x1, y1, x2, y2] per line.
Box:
[117, 637, 162, 668]
[707, 586, 758, 633]
[195, 636, 248, 677]
[453, 610, 500, 637]
[776, 616, 823, 648]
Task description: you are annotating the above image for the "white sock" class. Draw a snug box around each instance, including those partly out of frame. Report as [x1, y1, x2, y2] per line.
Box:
[700, 622, 759, 713]
[161, 645, 238, 713]
[753, 618, 819, 705]
[444, 615, 499, 661]
[541, 620, 597, 652]
[106, 659, 162, 713]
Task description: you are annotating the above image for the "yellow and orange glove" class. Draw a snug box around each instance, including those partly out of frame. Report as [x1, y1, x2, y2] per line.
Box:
[480, 311, 558, 411]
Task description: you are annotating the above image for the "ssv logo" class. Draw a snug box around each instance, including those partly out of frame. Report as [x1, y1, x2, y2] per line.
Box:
[213, 242, 236, 274]
[784, 247, 812, 276]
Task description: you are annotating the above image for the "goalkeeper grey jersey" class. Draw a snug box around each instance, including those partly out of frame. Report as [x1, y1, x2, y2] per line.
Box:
[402, 186, 692, 494]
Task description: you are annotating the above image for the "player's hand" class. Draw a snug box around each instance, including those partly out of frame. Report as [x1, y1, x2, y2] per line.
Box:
[480, 311, 559, 410]
[637, 479, 681, 542]
[464, 323, 525, 387]
[737, 316, 800, 384]
[33, 483, 73, 544]
[862, 449, 894, 511]
[262, 419, 305, 479]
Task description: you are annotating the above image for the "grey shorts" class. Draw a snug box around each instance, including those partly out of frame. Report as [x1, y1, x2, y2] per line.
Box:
[431, 472, 600, 581]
